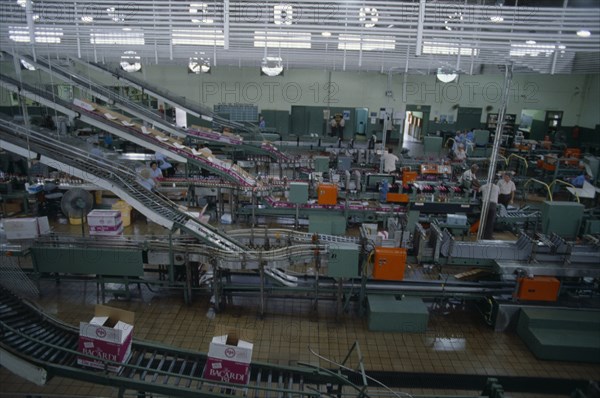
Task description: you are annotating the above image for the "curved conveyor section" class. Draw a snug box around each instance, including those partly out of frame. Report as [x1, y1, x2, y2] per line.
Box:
[0, 286, 353, 397]
[0, 119, 246, 253]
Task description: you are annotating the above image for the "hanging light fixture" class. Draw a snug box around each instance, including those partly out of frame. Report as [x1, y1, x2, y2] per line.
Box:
[120, 51, 142, 73]
[436, 68, 457, 83]
[261, 57, 284, 77]
[189, 54, 211, 73]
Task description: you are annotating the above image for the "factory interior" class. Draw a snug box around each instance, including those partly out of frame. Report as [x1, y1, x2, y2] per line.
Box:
[0, 0, 600, 397]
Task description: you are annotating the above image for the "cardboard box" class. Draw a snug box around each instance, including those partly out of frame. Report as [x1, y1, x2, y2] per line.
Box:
[87, 210, 122, 227]
[203, 328, 254, 386]
[77, 305, 134, 372]
[3, 217, 49, 240]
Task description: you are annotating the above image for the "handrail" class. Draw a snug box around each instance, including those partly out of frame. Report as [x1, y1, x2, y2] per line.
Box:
[524, 178, 553, 201]
[549, 179, 580, 203]
[507, 153, 528, 173]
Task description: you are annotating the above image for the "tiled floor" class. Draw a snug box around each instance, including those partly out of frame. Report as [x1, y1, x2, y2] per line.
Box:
[1, 266, 599, 397]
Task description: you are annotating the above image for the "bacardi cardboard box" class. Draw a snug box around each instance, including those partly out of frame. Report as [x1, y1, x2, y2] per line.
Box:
[77, 305, 134, 372]
[203, 329, 253, 385]
[87, 210, 122, 227]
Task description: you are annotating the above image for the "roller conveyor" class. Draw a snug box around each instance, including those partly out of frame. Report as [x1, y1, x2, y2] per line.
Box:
[0, 118, 246, 254]
[67, 56, 292, 162]
[25, 54, 292, 163]
[0, 73, 259, 188]
[0, 286, 355, 397]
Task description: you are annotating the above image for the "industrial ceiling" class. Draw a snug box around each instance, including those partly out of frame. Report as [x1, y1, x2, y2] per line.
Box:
[1, 0, 599, 75]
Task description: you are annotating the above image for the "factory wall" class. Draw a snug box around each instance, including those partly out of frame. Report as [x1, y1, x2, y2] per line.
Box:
[1, 60, 599, 132]
[135, 65, 600, 129]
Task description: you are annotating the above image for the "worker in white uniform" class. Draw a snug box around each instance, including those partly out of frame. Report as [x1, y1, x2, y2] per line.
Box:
[497, 172, 516, 207]
[480, 180, 500, 240]
[459, 164, 480, 190]
[382, 148, 399, 173]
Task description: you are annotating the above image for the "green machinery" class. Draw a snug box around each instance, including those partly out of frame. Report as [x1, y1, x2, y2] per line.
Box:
[541, 201, 584, 239]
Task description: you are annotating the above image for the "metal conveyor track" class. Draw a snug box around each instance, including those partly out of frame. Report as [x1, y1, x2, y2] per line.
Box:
[0, 286, 355, 398]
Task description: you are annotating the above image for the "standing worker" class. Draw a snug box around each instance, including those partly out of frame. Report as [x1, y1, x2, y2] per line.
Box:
[480, 179, 500, 240]
[382, 148, 399, 173]
[155, 151, 175, 177]
[498, 172, 516, 207]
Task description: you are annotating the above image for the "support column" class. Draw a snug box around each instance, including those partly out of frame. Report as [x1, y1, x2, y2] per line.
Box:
[477, 65, 513, 241]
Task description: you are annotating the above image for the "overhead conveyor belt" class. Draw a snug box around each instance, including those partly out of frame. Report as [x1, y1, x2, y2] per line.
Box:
[71, 56, 245, 131]
[0, 118, 246, 254]
[65, 56, 292, 163]
[0, 73, 260, 188]
[20, 54, 291, 163]
[0, 286, 357, 398]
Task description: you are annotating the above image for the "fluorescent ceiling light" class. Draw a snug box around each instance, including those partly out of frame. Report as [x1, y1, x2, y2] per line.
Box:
[577, 30, 591, 38]
[9, 26, 63, 44]
[120, 51, 141, 73]
[490, 16, 504, 22]
[321, 31, 331, 37]
[338, 34, 395, 51]
[261, 57, 283, 77]
[526, 40, 536, 45]
[423, 41, 478, 56]
[510, 43, 555, 57]
[172, 29, 224, 46]
[254, 31, 311, 49]
[436, 68, 457, 83]
[91, 30, 144, 45]
[81, 15, 93, 23]
[20, 59, 36, 71]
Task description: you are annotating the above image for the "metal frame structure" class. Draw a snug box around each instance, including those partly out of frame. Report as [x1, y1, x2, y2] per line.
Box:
[1, 1, 598, 74]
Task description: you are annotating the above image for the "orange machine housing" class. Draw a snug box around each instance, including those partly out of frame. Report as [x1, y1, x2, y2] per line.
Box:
[402, 171, 418, 185]
[317, 184, 338, 205]
[386, 193, 409, 203]
[517, 276, 560, 302]
[564, 148, 581, 166]
[372, 247, 407, 281]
